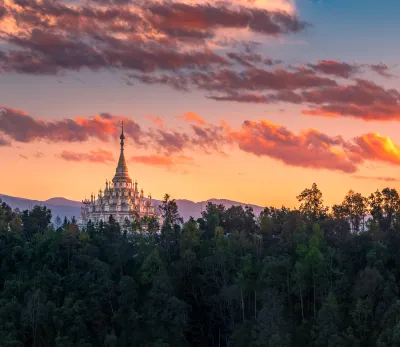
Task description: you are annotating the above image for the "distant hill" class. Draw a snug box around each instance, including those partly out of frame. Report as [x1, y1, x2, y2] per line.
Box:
[44, 197, 82, 208]
[0, 193, 265, 223]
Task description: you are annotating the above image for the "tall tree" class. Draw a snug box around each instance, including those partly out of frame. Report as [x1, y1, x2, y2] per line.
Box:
[369, 188, 400, 231]
[333, 190, 368, 233]
[160, 194, 183, 228]
[21, 205, 52, 238]
[297, 183, 328, 221]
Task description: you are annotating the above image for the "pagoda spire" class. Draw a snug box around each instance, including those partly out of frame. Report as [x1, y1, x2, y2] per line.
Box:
[112, 121, 132, 184]
[120, 121, 125, 151]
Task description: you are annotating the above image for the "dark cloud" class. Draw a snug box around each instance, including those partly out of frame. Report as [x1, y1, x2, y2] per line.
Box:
[152, 129, 190, 154]
[0, 107, 144, 144]
[188, 67, 338, 94]
[369, 63, 396, 79]
[190, 124, 229, 155]
[205, 78, 400, 122]
[150, 121, 230, 155]
[226, 52, 279, 67]
[308, 60, 361, 79]
[301, 79, 400, 121]
[146, 2, 309, 36]
[208, 92, 270, 103]
[1, 28, 229, 74]
[2, 29, 106, 72]
[129, 73, 190, 91]
[0, 0, 306, 75]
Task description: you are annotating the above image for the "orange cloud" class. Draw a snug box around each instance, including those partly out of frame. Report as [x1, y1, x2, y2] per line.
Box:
[0, 107, 143, 144]
[60, 149, 115, 164]
[227, 120, 358, 173]
[177, 112, 206, 125]
[5, 104, 400, 175]
[130, 154, 194, 168]
[146, 114, 164, 128]
[353, 133, 400, 165]
[353, 175, 400, 182]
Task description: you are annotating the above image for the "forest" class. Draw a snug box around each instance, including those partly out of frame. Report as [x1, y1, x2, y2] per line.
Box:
[1, 183, 400, 347]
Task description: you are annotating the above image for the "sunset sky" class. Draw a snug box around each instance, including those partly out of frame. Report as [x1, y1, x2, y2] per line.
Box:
[2, 0, 400, 208]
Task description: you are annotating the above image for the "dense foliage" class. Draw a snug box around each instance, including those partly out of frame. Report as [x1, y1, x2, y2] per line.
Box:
[2, 184, 400, 346]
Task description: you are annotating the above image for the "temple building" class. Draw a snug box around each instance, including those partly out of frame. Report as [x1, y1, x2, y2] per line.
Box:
[78, 122, 162, 231]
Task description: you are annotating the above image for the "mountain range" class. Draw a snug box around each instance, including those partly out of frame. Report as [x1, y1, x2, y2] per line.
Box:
[0, 193, 265, 222]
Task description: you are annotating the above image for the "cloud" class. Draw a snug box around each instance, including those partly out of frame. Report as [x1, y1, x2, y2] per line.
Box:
[194, 67, 338, 93]
[182, 0, 296, 13]
[130, 73, 190, 91]
[307, 60, 361, 79]
[300, 79, 400, 121]
[353, 175, 400, 182]
[369, 63, 396, 79]
[19, 154, 28, 160]
[60, 148, 115, 164]
[0, 28, 229, 74]
[6, 105, 400, 175]
[152, 129, 191, 154]
[130, 154, 194, 168]
[146, 1, 307, 36]
[131, 64, 341, 98]
[130, 64, 400, 121]
[226, 51, 266, 67]
[352, 133, 400, 165]
[33, 151, 44, 158]
[0, 5, 7, 20]
[0, 135, 11, 146]
[0, 105, 227, 156]
[227, 120, 358, 173]
[226, 51, 282, 67]
[226, 120, 400, 173]
[0, 0, 306, 75]
[0, 107, 144, 144]
[177, 111, 206, 125]
[2, 0, 396, 126]
[146, 114, 164, 128]
[210, 78, 400, 122]
[150, 121, 229, 155]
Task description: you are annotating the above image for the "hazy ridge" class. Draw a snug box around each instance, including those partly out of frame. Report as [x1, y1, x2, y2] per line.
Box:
[0, 193, 265, 222]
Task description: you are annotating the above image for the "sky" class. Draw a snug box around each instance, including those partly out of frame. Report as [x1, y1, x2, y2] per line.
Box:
[2, 0, 400, 208]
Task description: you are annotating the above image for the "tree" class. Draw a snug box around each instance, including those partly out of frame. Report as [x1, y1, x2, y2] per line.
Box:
[21, 205, 52, 237]
[369, 188, 400, 231]
[252, 289, 291, 347]
[55, 215, 62, 230]
[297, 183, 328, 221]
[141, 216, 160, 234]
[333, 190, 367, 233]
[160, 194, 183, 228]
[312, 293, 347, 347]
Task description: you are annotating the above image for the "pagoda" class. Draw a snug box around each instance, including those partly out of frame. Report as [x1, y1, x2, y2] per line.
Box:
[78, 122, 162, 231]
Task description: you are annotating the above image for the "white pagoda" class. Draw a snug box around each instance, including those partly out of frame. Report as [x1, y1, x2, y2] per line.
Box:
[78, 122, 162, 231]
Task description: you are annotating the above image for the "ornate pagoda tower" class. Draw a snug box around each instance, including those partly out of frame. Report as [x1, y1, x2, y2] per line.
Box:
[78, 122, 162, 231]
